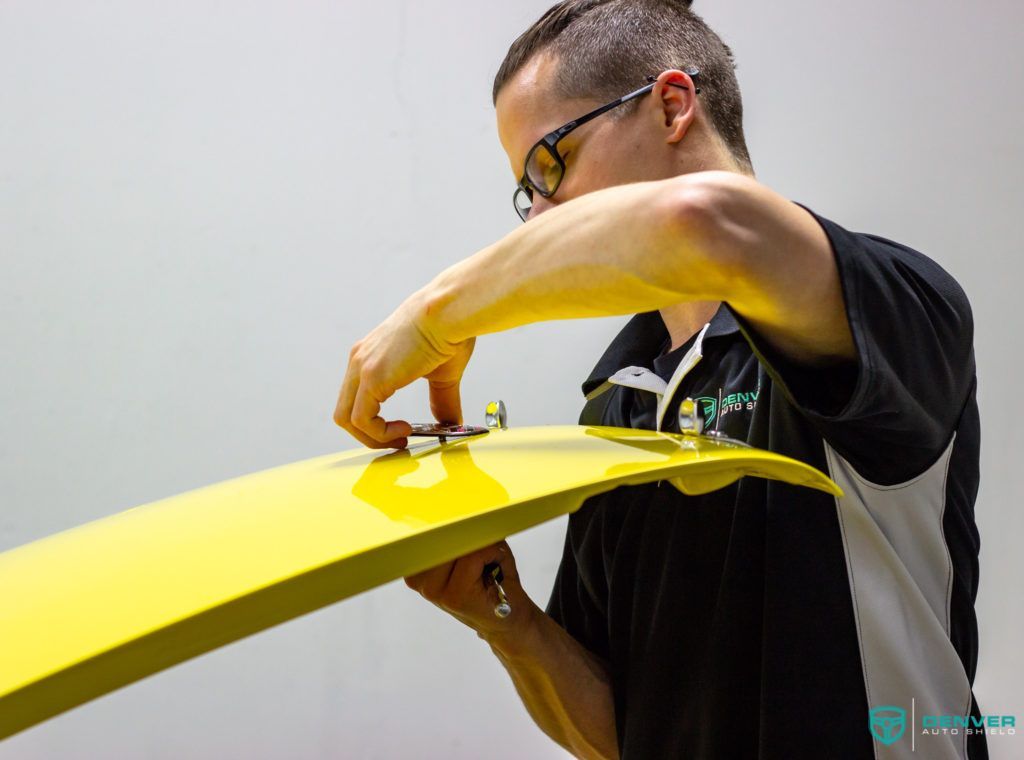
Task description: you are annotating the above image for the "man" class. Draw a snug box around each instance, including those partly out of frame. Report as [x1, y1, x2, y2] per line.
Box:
[333, 1, 984, 758]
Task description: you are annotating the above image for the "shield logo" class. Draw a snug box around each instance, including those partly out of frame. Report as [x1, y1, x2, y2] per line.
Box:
[869, 706, 907, 746]
[694, 396, 717, 426]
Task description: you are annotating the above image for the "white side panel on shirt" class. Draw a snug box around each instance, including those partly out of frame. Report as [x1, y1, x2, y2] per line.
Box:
[824, 435, 972, 760]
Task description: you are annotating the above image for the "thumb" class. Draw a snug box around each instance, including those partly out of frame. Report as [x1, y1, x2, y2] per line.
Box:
[429, 377, 463, 425]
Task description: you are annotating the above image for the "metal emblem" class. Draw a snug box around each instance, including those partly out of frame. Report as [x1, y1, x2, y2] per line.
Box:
[485, 400, 508, 430]
[407, 423, 488, 444]
[677, 397, 704, 436]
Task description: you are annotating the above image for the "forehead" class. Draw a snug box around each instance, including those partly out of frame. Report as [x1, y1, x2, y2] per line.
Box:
[495, 53, 596, 175]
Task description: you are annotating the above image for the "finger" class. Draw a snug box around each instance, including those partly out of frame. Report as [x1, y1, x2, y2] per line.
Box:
[429, 377, 463, 425]
[334, 370, 394, 449]
[404, 560, 456, 600]
[334, 368, 385, 448]
[350, 425, 398, 450]
[352, 384, 412, 447]
[335, 372, 403, 448]
[448, 542, 509, 594]
[333, 360, 360, 429]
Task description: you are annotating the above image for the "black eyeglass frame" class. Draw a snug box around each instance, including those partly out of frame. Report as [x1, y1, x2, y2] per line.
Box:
[513, 70, 701, 221]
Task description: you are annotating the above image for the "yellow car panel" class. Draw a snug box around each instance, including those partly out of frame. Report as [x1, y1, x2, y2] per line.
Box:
[0, 425, 841, 740]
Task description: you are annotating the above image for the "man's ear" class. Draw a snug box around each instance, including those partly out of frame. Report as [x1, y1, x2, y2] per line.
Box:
[654, 69, 698, 144]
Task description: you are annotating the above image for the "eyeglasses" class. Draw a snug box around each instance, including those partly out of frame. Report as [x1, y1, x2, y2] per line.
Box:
[513, 71, 700, 221]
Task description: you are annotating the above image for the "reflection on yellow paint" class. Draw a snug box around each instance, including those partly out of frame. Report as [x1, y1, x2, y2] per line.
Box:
[580, 427, 825, 495]
[352, 444, 509, 526]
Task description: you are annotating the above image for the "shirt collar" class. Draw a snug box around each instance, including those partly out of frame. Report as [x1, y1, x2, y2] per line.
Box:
[580, 302, 740, 397]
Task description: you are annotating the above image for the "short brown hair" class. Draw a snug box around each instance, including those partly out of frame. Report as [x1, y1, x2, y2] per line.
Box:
[492, 0, 753, 173]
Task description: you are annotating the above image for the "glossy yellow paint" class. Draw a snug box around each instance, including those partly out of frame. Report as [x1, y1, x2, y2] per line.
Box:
[0, 425, 841, 740]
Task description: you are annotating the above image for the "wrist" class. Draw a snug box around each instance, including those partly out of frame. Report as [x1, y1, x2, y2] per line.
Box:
[416, 238, 506, 346]
[414, 269, 464, 349]
[481, 595, 543, 661]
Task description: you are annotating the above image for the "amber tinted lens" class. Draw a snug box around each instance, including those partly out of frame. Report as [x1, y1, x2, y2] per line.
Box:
[525, 143, 562, 195]
[513, 186, 532, 221]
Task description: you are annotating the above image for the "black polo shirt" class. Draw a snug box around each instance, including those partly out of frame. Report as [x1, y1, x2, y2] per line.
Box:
[545, 204, 985, 759]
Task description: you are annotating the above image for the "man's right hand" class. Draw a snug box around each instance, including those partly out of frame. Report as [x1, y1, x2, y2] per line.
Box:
[403, 539, 538, 644]
[333, 289, 475, 450]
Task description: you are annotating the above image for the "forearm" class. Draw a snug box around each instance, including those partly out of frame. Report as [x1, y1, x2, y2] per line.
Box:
[408, 170, 853, 367]
[422, 174, 737, 345]
[484, 597, 618, 760]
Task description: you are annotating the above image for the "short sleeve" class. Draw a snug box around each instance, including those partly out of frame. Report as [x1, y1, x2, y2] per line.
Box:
[545, 504, 611, 663]
[725, 204, 975, 484]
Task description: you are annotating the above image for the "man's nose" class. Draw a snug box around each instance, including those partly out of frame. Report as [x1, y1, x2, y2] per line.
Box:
[527, 194, 557, 221]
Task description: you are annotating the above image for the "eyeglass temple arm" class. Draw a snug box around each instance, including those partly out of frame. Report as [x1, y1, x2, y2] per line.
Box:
[649, 72, 701, 94]
[551, 74, 700, 139]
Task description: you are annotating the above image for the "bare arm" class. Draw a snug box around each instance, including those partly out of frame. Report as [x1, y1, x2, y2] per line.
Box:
[403, 541, 617, 760]
[487, 598, 618, 760]
[334, 170, 853, 447]
[423, 170, 852, 364]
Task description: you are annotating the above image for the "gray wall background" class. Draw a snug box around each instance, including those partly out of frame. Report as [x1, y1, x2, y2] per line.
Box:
[1, 1, 1021, 757]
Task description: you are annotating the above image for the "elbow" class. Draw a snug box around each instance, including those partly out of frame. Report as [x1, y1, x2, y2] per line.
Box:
[656, 172, 758, 303]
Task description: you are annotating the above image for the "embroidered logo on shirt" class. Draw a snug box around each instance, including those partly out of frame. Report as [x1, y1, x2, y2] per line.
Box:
[694, 389, 759, 428]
